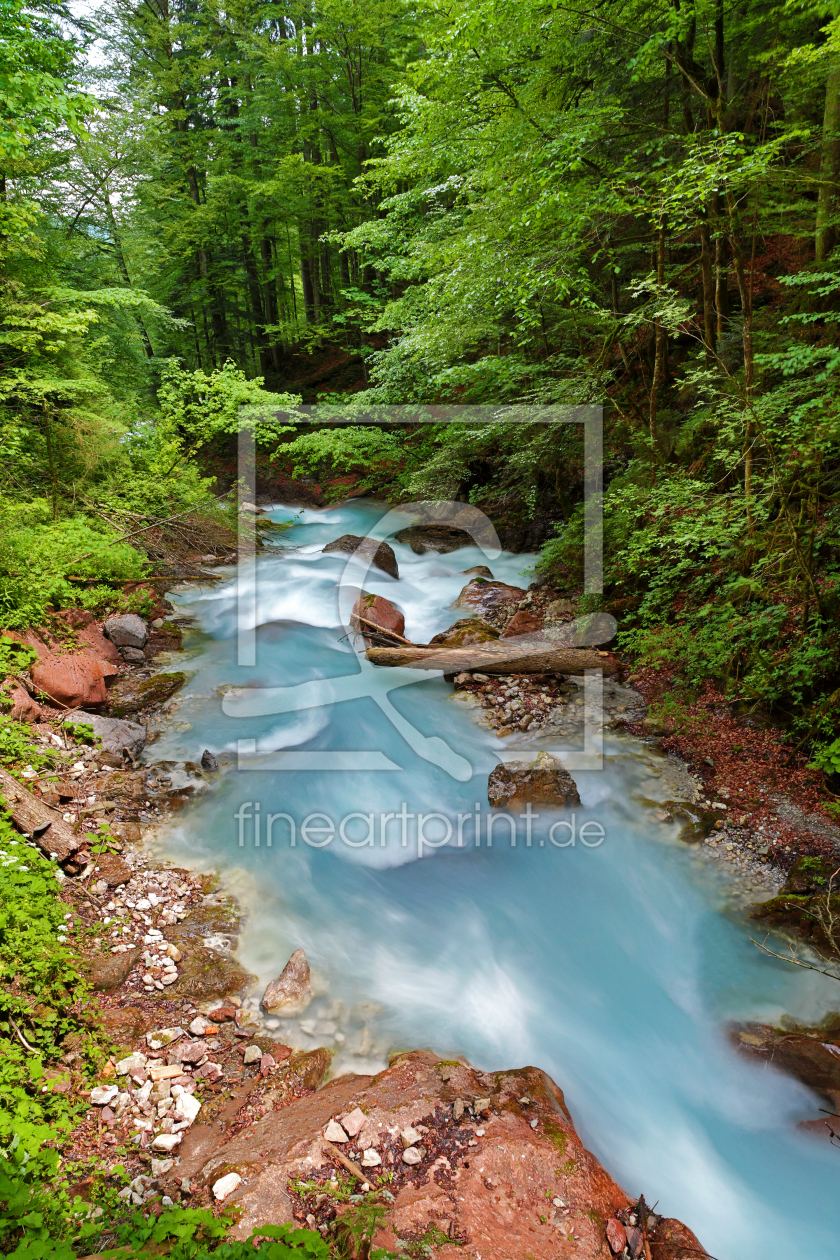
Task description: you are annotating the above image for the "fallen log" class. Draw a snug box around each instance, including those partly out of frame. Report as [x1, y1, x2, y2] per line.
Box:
[365, 641, 619, 676]
[0, 766, 80, 861]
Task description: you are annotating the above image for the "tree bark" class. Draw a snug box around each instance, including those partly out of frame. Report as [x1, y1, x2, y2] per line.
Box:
[0, 767, 80, 861]
[816, 64, 840, 262]
[365, 644, 619, 676]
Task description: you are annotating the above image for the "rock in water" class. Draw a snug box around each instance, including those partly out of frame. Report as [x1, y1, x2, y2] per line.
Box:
[394, 524, 474, 554]
[351, 593, 405, 640]
[72, 711, 147, 760]
[462, 565, 494, 578]
[104, 613, 149, 648]
[488, 753, 581, 809]
[429, 617, 499, 647]
[261, 948, 313, 1015]
[322, 535, 399, 579]
[201, 749, 218, 770]
[455, 578, 527, 615]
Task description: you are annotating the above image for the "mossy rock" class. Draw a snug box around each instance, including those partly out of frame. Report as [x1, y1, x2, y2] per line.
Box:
[167, 899, 241, 945]
[782, 855, 839, 895]
[659, 800, 724, 843]
[429, 618, 500, 648]
[108, 671, 186, 717]
[167, 944, 254, 1000]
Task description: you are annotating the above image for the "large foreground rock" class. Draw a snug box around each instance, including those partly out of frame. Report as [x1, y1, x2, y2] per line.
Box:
[72, 711, 147, 760]
[731, 1017, 840, 1113]
[261, 948, 313, 1015]
[322, 535, 399, 579]
[178, 1049, 705, 1258]
[488, 753, 581, 809]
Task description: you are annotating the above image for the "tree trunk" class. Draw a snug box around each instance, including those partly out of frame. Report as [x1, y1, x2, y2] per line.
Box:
[365, 644, 619, 676]
[649, 220, 667, 466]
[699, 219, 716, 359]
[816, 64, 840, 262]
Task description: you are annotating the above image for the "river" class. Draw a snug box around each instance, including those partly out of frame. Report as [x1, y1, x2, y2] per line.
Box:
[151, 499, 837, 1260]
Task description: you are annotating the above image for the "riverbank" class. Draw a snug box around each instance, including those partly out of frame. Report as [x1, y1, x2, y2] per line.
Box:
[4, 502, 840, 1258]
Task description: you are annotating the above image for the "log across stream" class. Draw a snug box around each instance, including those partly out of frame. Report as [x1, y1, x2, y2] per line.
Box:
[149, 499, 838, 1260]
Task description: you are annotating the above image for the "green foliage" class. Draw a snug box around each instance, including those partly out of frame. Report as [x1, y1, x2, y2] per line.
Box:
[810, 738, 840, 778]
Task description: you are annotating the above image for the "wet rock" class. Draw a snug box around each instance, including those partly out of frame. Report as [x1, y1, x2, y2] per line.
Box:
[104, 614, 149, 649]
[488, 753, 581, 809]
[71, 711, 147, 760]
[32, 653, 118, 709]
[261, 948, 313, 1015]
[350, 593, 405, 640]
[394, 524, 474, 554]
[108, 672, 186, 716]
[750, 857, 840, 953]
[650, 1217, 708, 1259]
[201, 749, 218, 770]
[167, 900, 240, 947]
[88, 947, 142, 992]
[731, 1019, 840, 1107]
[92, 853, 132, 886]
[463, 565, 494, 578]
[455, 578, 527, 616]
[168, 945, 253, 1001]
[288, 1048, 331, 1090]
[502, 608, 544, 638]
[322, 535, 399, 579]
[429, 618, 500, 648]
[657, 801, 724, 844]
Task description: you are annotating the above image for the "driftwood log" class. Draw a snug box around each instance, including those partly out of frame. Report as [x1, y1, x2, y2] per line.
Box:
[365, 642, 619, 676]
[0, 766, 80, 861]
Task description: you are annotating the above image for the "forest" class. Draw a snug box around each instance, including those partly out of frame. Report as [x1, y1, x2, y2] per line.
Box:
[1, 0, 840, 1254]
[3, 0, 840, 769]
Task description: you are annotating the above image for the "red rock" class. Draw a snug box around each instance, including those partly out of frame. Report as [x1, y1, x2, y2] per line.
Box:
[606, 1217, 627, 1253]
[178, 1048, 703, 1258]
[32, 652, 118, 708]
[57, 609, 94, 628]
[207, 1006, 237, 1023]
[350, 594, 405, 641]
[77, 624, 121, 663]
[6, 684, 42, 723]
[650, 1217, 708, 1258]
[626, 1224, 644, 1257]
[502, 608, 544, 638]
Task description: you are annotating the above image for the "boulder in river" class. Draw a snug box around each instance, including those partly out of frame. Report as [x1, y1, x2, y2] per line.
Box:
[394, 523, 474, 554]
[72, 710, 147, 760]
[261, 948, 313, 1015]
[322, 535, 399, 579]
[455, 578, 527, 616]
[429, 617, 500, 647]
[750, 855, 840, 953]
[463, 564, 494, 578]
[488, 752, 581, 809]
[350, 593, 405, 641]
[730, 1017, 840, 1112]
[104, 613, 149, 649]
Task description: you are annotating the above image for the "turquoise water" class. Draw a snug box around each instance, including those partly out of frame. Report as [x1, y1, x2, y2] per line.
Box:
[152, 500, 838, 1260]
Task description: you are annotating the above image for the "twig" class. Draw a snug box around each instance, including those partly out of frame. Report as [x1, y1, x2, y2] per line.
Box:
[7, 1014, 40, 1055]
[353, 615, 413, 646]
[750, 936, 840, 983]
[322, 1138, 368, 1182]
[70, 492, 231, 564]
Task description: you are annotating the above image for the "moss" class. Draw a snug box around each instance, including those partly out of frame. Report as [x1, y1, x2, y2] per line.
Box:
[542, 1119, 568, 1154]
